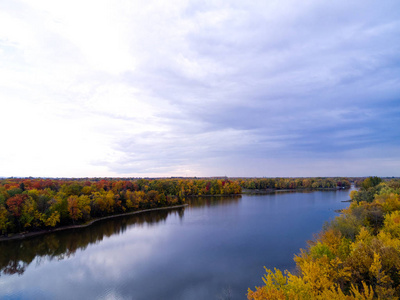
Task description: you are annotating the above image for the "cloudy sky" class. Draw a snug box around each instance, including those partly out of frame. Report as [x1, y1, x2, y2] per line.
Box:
[1, 0, 399, 178]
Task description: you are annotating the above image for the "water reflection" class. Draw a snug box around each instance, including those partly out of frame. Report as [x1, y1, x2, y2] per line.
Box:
[187, 195, 241, 207]
[0, 207, 185, 276]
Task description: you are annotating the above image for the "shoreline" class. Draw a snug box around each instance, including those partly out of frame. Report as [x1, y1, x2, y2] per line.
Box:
[0, 204, 188, 242]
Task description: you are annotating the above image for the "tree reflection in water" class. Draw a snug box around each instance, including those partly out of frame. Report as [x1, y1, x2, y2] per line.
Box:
[0, 207, 185, 276]
[187, 195, 241, 208]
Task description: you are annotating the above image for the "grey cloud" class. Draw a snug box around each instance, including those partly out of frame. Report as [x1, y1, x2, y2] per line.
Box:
[103, 1, 400, 175]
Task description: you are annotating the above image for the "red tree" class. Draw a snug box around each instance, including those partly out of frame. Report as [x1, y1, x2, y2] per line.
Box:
[7, 194, 27, 217]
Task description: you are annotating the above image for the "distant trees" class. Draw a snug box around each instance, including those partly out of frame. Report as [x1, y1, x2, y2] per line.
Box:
[351, 177, 385, 203]
[239, 177, 351, 191]
[361, 177, 383, 190]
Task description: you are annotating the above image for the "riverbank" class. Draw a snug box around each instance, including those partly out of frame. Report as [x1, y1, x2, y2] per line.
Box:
[0, 204, 188, 242]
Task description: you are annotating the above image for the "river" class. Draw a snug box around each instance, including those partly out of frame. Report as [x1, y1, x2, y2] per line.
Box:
[0, 187, 354, 300]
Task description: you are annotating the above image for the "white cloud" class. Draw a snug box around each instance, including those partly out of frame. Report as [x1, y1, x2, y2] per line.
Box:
[0, 0, 399, 177]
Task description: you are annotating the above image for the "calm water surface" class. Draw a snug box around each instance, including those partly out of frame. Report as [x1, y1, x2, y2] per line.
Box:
[0, 188, 354, 299]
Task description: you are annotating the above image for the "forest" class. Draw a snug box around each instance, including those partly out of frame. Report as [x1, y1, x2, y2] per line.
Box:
[248, 177, 400, 299]
[0, 178, 241, 236]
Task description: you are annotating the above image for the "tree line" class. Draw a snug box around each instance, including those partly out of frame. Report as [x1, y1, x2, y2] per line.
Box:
[248, 177, 400, 299]
[0, 178, 241, 235]
[239, 177, 351, 190]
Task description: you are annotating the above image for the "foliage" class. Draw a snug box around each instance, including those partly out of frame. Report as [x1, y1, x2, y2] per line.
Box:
[248, 178, 400, 299]
[239, 177, 351, 191]
[0, 178, 241, 235]
[350, 177, 384, 203]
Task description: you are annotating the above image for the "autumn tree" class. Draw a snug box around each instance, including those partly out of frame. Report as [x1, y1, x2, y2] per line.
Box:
[0, 206, 11, 234]
[67, 195, 91, 223]
[67, 195, 81, 223]
[6, 194, 26, 218]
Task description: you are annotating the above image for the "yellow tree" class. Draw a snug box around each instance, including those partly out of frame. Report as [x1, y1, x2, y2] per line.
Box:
[67, 195, 81, 223]
[20, 197, 43, 229]
[78, 195, 91, 221]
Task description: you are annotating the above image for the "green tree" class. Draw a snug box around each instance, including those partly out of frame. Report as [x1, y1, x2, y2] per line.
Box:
[0, 206, 11, 234]
[362, 177, 382, 190]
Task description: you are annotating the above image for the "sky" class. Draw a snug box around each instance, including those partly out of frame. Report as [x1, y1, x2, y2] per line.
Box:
[0, 0, 399, 178]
